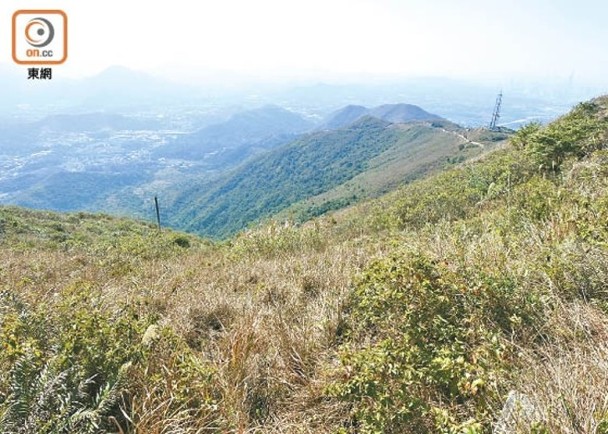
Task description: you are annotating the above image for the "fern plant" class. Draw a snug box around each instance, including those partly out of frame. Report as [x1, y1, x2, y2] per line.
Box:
[0, 353, 131, 434]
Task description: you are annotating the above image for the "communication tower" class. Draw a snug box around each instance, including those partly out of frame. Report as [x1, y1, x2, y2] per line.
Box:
[489, 91, 503, 130]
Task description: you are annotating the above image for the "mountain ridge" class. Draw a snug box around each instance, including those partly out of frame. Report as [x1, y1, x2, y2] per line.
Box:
[166, 113, 508, 238]
[323, 102, 443, 129]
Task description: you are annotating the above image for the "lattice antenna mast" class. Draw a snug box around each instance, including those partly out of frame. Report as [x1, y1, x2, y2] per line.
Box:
[489, 91, 503, 130]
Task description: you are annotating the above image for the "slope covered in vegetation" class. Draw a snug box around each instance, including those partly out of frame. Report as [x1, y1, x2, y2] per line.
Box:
[170, 117, 506, 239]
[1, 97, 608, 433]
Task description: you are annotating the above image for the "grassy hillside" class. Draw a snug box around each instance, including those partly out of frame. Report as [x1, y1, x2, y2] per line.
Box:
[284, 122, 508, 222]
[170, 117, 508, 239]
[2, 97, 608, 433]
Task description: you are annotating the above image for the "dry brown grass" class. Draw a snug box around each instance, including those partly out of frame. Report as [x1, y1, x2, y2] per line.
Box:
[144, 238, 375, 432]
[506, 301, 608, 433]
[0, 214, 385, 432]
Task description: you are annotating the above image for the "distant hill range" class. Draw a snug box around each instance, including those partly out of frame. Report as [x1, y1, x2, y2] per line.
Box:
[156, 105, 316, 162]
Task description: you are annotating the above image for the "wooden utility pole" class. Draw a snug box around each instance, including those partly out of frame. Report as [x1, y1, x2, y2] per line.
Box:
[154, 196, 161, 231]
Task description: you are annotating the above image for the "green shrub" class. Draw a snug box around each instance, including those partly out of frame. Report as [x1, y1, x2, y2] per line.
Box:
[329, 251, 545, 433]
[514, 102, 608, 170]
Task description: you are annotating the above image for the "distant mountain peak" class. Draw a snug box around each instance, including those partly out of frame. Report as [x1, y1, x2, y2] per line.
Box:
[370, 104, 442, 123]
[324, 103, 443, 129]
[323, 105, 370, 129]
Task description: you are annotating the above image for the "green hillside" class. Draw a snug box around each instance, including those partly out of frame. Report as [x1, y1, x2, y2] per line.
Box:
[284, 122, 508, 222]
[169, 117, 508, 239]
[2, 97, 608, 433]
[170, 116, 402, 238]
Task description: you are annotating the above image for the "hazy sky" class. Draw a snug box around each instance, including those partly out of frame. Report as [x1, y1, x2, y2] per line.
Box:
[1, 0, 607, 84]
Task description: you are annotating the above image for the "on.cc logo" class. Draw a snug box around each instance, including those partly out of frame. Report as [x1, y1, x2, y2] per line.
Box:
[12, 10, 67, 65]
[25, 17, 55, 48]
